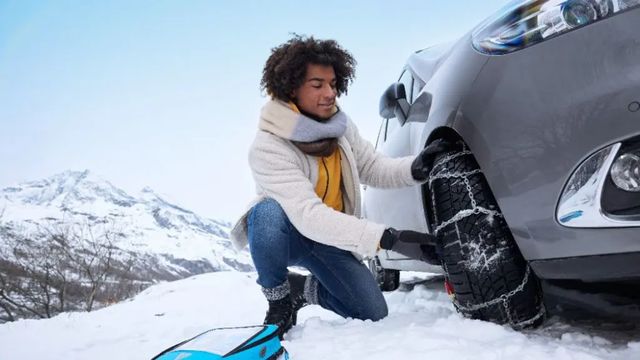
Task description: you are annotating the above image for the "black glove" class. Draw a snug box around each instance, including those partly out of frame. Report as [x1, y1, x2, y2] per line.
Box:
[379, 227, 436, 250]
[411, 139, 454, 182]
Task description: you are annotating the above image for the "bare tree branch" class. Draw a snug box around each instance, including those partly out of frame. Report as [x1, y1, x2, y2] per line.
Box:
[0, 216, 142, 323]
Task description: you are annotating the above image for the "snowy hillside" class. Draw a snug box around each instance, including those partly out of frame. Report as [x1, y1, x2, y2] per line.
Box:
[1, 271, 638, 359]
[0, 170, 253, 277]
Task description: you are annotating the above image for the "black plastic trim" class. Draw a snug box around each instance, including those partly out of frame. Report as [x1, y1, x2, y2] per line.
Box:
[601, 139, 640, 216]
[530, 252, 640, 281]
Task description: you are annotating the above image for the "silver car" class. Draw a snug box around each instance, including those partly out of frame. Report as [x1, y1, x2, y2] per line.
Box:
[363, 0, 640, 328]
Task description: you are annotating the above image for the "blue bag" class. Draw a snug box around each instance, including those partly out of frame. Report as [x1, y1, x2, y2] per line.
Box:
[152, 325, 289, 360]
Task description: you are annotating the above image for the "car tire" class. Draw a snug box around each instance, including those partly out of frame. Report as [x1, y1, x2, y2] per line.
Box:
[428, 147, 545, 328]
[368, 256, 400, 292]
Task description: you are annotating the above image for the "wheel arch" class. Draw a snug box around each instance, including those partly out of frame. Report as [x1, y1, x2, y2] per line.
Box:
[421, 124, 515, 240]
[420, 126, 468, 233]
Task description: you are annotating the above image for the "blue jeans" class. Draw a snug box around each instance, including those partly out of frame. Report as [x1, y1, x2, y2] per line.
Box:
[247, 198, 388, 321]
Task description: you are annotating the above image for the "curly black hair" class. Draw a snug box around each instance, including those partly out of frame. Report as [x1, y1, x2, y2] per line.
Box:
[261, 35, 356, 101]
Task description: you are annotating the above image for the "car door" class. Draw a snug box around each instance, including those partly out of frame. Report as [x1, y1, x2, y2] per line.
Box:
[363, 69, 430, 238]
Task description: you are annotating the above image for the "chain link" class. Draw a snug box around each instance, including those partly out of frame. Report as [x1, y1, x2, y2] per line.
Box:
[433, 207, 502, 235]
[452, 266, 532, 312]
[429, 150, 473, 178]
[428, 169, 482, 185]
[429, 149, 543, 328]
[451, 265, 546, 329]
[464, 177, 477, 209]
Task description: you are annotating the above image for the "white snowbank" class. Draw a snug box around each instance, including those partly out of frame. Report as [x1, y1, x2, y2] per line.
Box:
[0, 272, 638, 359]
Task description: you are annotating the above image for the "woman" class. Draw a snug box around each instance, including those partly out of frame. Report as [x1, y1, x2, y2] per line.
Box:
[231, 35, 446, 337]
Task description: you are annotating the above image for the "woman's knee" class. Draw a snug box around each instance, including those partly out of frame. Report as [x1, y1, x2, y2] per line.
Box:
[251, 198, 286, 222]
[360, 295, 388, 321]
[353, 275, 389, 321]
[249, 199, 288, 230]
[339, 284, 388, 321]
[248, 198, 291, 247]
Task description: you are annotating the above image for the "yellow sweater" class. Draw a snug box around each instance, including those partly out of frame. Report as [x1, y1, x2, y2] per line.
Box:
[315, 148, 344, 212]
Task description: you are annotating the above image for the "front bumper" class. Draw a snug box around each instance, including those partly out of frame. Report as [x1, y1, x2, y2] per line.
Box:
[453, 6, 640, 262]
[531, 251, 640, 281]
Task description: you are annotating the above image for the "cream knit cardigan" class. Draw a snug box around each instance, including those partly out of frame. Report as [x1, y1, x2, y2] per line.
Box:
[231, 103, 421, 258]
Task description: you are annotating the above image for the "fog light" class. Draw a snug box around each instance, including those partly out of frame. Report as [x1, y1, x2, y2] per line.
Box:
[557, 143, 619, 227]
[610, 153, 640, 192]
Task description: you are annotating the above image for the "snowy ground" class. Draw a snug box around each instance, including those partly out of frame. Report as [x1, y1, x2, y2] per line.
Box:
[1, 271, 639, 359]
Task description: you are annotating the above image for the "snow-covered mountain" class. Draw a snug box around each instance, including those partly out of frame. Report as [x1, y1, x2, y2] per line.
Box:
[0, 170, 253, 279]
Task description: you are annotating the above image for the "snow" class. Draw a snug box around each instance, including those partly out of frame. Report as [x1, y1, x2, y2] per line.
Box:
[1, 272, 638, 360]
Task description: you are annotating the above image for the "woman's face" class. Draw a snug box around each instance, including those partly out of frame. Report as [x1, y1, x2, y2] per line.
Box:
[292, 64, 337, 120]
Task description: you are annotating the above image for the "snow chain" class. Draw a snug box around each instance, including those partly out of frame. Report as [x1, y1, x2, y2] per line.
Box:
[428, 148, 545, 329]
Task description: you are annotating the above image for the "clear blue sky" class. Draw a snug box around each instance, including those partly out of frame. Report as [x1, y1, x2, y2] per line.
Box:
[0, 0, 508, 221]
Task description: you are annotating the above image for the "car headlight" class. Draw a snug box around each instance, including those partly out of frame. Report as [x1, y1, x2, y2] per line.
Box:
[472, 0, 640, 55]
